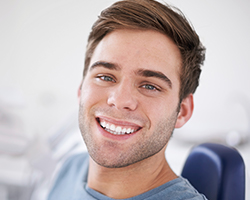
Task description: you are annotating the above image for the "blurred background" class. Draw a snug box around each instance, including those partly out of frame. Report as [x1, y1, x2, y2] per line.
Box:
[0, 0, 249, 199]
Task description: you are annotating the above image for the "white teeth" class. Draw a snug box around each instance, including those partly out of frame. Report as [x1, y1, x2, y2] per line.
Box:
[106, 123, 110, 129]
[99, 120, 137, 135]
[122, 128, 127, 134]
[110, 124, 116, 131]
[100, 121, 106, 127]
[116, 126, 122, 133]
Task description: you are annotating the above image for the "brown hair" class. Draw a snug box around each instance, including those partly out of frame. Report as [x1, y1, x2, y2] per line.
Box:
[83, 0, 205, 101]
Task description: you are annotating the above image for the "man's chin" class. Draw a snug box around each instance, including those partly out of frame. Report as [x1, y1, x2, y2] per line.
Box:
[88, 148, 157, 169]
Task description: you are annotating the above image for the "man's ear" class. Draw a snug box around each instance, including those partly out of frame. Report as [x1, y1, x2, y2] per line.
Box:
[175, 94, 194, 128]
[77, 80, 83, 104]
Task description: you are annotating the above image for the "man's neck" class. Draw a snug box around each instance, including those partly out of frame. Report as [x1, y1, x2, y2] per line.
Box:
[87, 149, 177, 199]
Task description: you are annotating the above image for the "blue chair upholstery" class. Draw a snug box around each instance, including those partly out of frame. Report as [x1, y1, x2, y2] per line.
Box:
[181, 143, 245, 200]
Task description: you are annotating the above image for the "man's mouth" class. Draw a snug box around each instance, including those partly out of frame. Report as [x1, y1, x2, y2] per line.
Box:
[97, 118, 141, 135]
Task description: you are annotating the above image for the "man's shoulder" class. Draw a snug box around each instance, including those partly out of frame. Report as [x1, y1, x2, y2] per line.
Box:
[47, 152, 90, 200]
[48, 154, 207, 200]
[60, 152, 89, 172]
[148, 177, 207, 200]
[132, 177, 207, 200]
[56, 152, 89, 181]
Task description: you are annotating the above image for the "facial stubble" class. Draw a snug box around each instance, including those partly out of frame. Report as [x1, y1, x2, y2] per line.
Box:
[78, 102, 179, 168]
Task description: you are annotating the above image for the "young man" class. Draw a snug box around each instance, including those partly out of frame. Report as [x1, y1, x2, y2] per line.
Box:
[48, 0, 206, 199]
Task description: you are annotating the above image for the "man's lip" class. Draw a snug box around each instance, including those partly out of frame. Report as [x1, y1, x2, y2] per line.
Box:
[96, 115, 143, 128]
[96, 119, 140, 140]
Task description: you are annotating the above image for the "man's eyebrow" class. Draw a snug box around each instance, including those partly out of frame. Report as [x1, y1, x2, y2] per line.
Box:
[90, 61, 121, 71]
[136, 69, 172, 88]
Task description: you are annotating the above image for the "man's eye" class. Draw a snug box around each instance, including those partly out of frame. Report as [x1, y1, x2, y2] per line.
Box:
[142, 84, 159, 91]
[97, 75, 115, 82]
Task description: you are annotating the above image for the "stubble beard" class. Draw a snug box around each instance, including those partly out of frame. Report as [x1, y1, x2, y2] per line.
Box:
[78, 104, 179, 168]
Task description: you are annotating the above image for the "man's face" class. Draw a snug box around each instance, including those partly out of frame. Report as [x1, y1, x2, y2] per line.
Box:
[78, 29, 183, 168]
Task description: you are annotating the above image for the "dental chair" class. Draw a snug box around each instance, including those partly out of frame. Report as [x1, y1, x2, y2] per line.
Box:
[181, 143, 245, 200]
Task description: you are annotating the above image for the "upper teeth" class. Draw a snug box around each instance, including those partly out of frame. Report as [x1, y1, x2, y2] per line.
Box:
[100, 121, 136, 135]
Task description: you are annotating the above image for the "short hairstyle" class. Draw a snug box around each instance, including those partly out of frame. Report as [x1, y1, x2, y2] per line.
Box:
[83, 0, 205, 101]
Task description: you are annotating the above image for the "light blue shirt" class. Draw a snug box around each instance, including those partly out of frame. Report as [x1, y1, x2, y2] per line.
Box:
[48, 153, 207, 200]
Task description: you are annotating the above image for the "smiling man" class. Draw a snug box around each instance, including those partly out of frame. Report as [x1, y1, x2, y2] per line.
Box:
[48, 0, 206, 199]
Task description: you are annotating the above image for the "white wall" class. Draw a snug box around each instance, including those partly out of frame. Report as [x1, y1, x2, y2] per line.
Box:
[0, 0, 115, 138]
[172, 0, 250, 146]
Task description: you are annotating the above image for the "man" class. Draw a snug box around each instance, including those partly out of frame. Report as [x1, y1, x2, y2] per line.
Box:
[48, 0, 206, 199]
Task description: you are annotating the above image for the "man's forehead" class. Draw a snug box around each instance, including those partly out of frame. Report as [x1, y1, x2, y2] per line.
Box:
[91, 29, 181, 66]
[88, 29, 181, 84]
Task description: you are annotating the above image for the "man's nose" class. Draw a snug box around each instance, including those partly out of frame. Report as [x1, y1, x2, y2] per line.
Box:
[107, 81, 138, 111]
